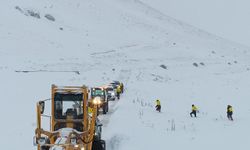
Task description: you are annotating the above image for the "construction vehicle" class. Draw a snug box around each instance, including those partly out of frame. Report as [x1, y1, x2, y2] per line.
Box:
[89, 87, 109, 114]
[34, 85, 106, 150]
[104, 86, 116, 101]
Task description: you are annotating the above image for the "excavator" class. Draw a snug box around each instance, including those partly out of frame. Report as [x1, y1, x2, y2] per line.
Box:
[34, 85, 106, 150]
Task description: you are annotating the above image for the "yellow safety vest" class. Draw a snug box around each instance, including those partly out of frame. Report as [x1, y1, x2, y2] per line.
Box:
[192, 106, 198, 111]
[117, 86, 121, 93]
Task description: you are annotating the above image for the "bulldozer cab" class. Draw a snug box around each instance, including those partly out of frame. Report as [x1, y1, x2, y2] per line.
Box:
[54, 93, 83, 119]
[53, 93, 84, 131]
[51, 85, 89, 132]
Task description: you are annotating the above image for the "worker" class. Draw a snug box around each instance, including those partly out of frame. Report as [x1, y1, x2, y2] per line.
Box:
[155, 99, 161, 112]
[116, 86, 121, 99]
[227, 105, 233, 121]
[120, 83, 124, 93]
[190, 104, 198, 117]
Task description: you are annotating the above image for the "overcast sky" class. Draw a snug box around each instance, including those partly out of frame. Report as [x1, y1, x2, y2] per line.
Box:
[141, 0, 250, 47]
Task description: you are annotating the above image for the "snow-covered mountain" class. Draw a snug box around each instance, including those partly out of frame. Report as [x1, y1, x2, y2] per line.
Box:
[1, 0, 250, 150]
[141, 0, 250, 46]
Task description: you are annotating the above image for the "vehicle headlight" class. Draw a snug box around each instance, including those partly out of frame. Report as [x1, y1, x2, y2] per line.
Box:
[93, 97, 102, 105]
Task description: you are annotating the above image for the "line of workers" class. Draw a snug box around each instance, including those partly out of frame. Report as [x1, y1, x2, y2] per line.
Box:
[155, 100, 234, 121]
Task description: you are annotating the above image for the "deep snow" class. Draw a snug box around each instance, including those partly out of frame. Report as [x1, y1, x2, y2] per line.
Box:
[141, 0, 250, 47]
[0, 0, 250, 150]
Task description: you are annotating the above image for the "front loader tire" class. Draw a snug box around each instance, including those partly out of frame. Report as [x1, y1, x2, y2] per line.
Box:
[92, 140, 106, 150]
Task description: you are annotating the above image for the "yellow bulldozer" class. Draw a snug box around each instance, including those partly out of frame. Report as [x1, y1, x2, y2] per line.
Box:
[34, 85, 106, 150]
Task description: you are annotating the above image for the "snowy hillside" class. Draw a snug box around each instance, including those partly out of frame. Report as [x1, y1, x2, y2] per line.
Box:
[1, 0, 250, 150]
[141, 0, 250, 46]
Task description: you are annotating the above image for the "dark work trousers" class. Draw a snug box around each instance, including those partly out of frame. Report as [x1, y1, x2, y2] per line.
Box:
[156, 105, 161, 112]
[190, 111, 197, 117]
[117, 92, 120, 99]
[227, 112, 233, 121]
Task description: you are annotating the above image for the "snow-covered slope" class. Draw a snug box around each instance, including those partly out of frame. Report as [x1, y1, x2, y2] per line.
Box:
[141, 0, 250, 46]
[1, 0, 250, 150]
